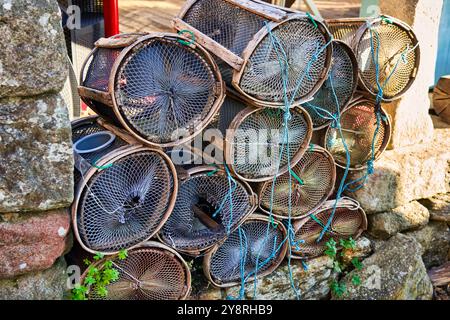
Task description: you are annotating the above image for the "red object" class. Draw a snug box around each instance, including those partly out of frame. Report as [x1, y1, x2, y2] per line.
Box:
[103, 0, 120, 37]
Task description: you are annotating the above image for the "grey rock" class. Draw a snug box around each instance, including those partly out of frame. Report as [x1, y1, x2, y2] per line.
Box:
[0, 257, 67, 300]
[418, 193, 450, 223]
[367, 201, 430, 239]
[405, 221, 450, 268]
[333, 234, 433, 300]
[0, 93, 74, 212]
[0, 0, 68, 98]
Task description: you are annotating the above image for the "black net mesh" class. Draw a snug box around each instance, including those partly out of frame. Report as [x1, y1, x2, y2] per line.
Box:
[229, 107, 311, 181]
[356, 21, 418, 100]
[304, 41, 356, 129]
[84, 48, 122, 92]
[160, 169, 254, 253]
[88, 247, 189, 300]
[114, 36, 220, 145]
[325, 102, 387, 168]
[77, 150, 175, 253]
[208, 219, 285, 285]
[259, 147, 335, 219]
[293, 205, 365, 258]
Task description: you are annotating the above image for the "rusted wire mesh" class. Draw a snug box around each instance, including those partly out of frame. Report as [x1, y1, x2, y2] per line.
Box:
[258, 145, 335, 220]
[85, 242, 191, 300]
[291, 198, 367, 259]
[159, 166, 256, 255]
[204, 215, 287, 287]
[324, 100, 390, 170]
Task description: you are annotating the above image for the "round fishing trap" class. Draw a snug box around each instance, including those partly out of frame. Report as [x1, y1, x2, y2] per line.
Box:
[78, 32, 225, 147]
[257, 145, 336, 220]
[324, 99, 391, 170]
[203, 214, 287, 287]
[303, 40, 358, 130]
[83, 241, 191, 300]
[291, 198, 367, 259]
[71, 120, 178, 254]
[173, 0, 332, 107]
[326, 18, 366, 48]
[223, 96, 313, 182]
[353, 16, 420, 101]
[159, 166, 257, 255]
[304, 40, 358, 130]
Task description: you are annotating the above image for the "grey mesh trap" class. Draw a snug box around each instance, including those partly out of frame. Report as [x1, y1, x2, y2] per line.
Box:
[203, 214, 287, 287]
[303, 40, 358, 130]
[291, 198, 367, 259]
[323, 99, 391, 170]
[159, 166, 257, 255]
[173, 0, 332, 107]
[82, 241, 191, 300]
[257, 145, 336, 220]
[78, 32, 225, 147]
[71, 116, 178, 255]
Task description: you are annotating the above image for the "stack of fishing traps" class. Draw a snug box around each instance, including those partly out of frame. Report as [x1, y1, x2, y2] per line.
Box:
[70, 0, 420, 300]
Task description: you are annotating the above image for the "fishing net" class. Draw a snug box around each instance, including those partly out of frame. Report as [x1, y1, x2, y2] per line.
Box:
[175, 0, 332, 107]
[304, 40, 358, 129]
[326, 18, 365, 47]
[204, 215, 287, 287]
[79, 33, 224, 147]
[224, 98, 312, 182]
[258, 145, 335, 220]
[353, 16, 420, 101]
[85, 242, 191, 300]
[159, 166, 257, 255]
[324, 100, 390, 170]
[291, 198, 367, 259]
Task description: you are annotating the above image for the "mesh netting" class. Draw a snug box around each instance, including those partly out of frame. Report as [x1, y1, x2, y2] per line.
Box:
[160, 168, 255, 253]
[228, 107, 311, 181]
[181, 0, 331, 105]
[324, 102, 388, 169]
[239, 17, 330, 104]
[88, 246, 189, 300]
[206, 218, 286, 286]
[304, 41, 357, 129]
[292, 205, 365, 258]
[77, 150, 175, 253]
[84, 48, 122, 92]
[326, 19, 365, 47]
[258, 147, 335, 219]
[113, 36, 220, 145]
[356, 20, 418, 100]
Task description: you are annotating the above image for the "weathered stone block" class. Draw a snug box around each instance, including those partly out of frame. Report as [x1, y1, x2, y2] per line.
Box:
[333, 233, 433, 300]
[0, 209, 70, 279]
[0, 257, 67, 300]
[0, 0, 68, 98]
[0, 93, 74, 212]
[367, 201, 429, 239]
[378, 0, 442, 149]
[347, 129, 450, 213]
[405, 221, 450, 268]
[418, 193, 450, 223]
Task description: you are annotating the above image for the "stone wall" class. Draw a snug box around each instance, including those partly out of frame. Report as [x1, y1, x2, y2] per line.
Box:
[0, 0, 73, 299]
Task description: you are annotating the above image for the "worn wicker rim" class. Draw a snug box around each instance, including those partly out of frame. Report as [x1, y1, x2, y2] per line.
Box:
[71, 144, 179, 255]
[203, 214, 288, 288]
[78, 32, 225, 148]
[257, 145, 336, 220]
[352, 15, 420, 102]
[80, 241, 192, 300]
[157, 165, 258, 256]
[224, 105, 313, 182]
[322, 98, 391, 170]
[291, 198, 368, 259]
